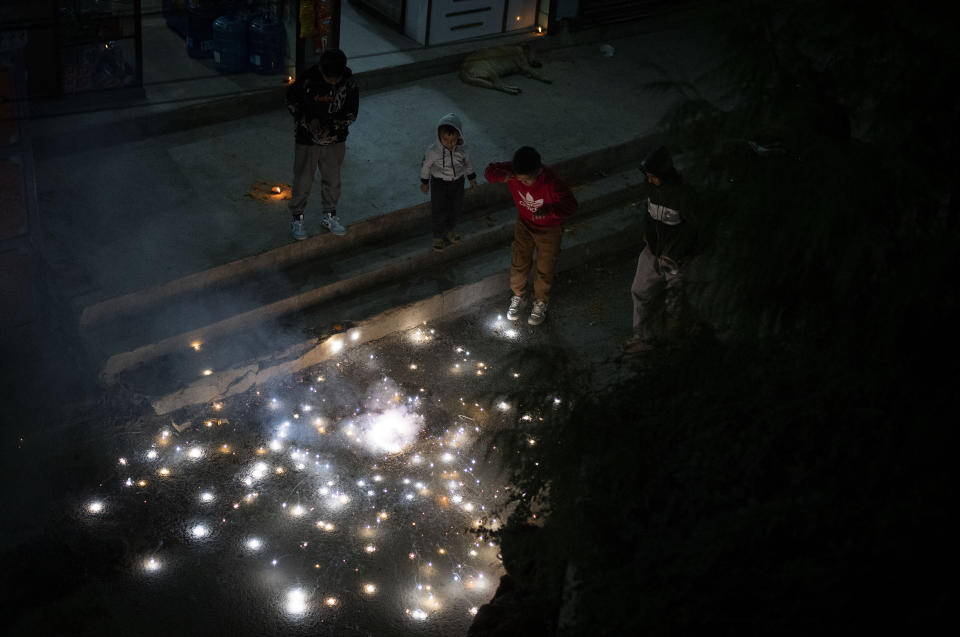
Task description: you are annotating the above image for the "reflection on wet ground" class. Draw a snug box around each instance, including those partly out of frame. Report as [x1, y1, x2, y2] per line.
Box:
[73, 314, 561, 635]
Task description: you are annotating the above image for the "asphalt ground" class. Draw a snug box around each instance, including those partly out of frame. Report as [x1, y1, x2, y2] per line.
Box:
[0, 246, 641, 636]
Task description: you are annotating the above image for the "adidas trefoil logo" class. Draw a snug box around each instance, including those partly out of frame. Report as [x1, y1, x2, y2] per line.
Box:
[519, 191, 544, 212]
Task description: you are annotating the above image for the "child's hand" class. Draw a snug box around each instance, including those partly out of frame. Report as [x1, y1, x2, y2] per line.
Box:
[420, 183, 429, 194]
[468, 179, 477, 189]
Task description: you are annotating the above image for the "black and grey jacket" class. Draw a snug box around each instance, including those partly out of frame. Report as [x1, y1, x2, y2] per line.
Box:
[420, 113, 477, 184]
[286, 65, 359, 146]
[641, 146, 697, 264]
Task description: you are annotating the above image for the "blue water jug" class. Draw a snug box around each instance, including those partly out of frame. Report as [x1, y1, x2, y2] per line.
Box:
[248, 18, 285, 74]
[163, 0, 187, 38]
[213, 14, 249, 73]
[186, 0, 220, 58]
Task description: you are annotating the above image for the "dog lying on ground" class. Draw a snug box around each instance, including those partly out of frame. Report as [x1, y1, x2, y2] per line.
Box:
[459, 44, 551, 95]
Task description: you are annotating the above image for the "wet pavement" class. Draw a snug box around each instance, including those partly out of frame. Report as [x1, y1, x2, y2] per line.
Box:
[1, 249, 638, 636]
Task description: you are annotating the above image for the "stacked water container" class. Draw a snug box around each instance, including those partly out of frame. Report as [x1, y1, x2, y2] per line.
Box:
[212, 13, 249, 73]
[186, 0, 220, 58]
[163, 0, 188, 38]
[247, 16, 285, 75]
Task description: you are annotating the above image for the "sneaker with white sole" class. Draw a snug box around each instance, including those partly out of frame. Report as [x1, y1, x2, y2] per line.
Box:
[506, 295, 526, 321]
[528, 300, 548, 326]
[291, 218, 307, 240]
[321, 212, 346, 236]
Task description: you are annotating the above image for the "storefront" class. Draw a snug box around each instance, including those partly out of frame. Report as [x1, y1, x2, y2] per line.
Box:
[17, 0, 682, 99]
[56, 0, 142, 95]
[24, 1, 297, 98]
[353, 1, 541, 46]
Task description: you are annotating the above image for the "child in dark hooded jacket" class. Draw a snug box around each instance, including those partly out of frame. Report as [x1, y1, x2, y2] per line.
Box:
[626, 145, 697, 351]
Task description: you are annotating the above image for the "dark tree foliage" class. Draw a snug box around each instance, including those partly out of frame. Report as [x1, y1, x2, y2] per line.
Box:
[473, 1, 959, 635]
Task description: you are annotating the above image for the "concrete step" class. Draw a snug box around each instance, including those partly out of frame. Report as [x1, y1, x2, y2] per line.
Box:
[93, 162, 647, 384]
[79, 136, 659, 377]
[120, 195, 647, 416]
[78, 135, 656, 334]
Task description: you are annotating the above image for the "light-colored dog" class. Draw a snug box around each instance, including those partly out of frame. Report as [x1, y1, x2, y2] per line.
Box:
[459, 44, 551, 95]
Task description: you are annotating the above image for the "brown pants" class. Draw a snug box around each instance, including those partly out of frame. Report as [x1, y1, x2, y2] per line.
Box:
[510, 220, 563, 303]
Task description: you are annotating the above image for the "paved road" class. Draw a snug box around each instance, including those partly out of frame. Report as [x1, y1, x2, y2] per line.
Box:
[0, 247, 641, 635]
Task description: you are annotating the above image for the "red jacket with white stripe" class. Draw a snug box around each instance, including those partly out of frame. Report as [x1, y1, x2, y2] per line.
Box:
[484, 162, 578, 228]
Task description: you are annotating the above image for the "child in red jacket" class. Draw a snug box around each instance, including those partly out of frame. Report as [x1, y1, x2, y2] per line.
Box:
[485, 147, 578, 325]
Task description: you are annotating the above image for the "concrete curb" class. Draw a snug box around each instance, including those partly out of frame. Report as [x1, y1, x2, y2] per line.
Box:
[99, 172, 645, 382]
[80, 134, 657, 331]
[78, 183, 510, 329]
[149, 219, 639, 415]
[101, 222, 515, 382]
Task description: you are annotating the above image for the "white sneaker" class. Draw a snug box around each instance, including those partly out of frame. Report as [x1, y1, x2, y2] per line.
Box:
[506, 295, 526, 321]
[321, 212, 346, 236]
[528, 300, 548, 326]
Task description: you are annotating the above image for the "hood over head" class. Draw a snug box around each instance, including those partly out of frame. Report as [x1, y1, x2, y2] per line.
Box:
[641, 145, 677, 180]
[437, 113, 465, 143]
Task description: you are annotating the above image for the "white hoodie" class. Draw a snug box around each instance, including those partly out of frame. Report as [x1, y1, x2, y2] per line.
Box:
[420, 113, 477, 182]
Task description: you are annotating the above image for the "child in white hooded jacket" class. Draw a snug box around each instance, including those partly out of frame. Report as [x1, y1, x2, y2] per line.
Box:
[420, 113, 477, 251]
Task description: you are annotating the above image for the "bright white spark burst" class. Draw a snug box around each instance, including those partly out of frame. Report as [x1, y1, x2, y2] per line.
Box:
[98, 324, 511, 630]
[286, 588, 308, 615]
[350, 407, 423, 455]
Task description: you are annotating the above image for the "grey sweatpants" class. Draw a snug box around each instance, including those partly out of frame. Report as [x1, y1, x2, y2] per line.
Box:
[631, 247, 683, 338]
[289, 142, 346, 217]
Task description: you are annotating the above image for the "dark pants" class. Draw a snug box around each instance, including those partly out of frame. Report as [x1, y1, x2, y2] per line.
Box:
[631, 247, 684, 339]
[289, 142, 346, 219]
[430, 176, 464, 238]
